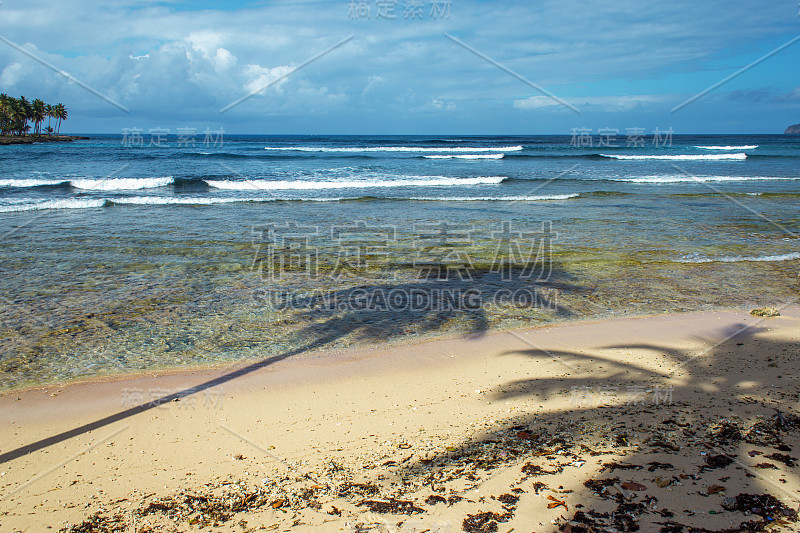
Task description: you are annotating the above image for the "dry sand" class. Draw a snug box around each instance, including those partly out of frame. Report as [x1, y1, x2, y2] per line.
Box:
[1, 307, 800, 532]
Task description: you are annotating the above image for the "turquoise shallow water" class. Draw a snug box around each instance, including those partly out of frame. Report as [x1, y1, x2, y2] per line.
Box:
[0, 134, 798, 389]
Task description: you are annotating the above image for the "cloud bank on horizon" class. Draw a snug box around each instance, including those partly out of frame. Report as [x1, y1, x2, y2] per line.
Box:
[0, 0, 798, 134]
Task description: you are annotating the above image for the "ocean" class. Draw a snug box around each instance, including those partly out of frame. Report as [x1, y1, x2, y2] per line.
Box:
[1, 134, 798, 389]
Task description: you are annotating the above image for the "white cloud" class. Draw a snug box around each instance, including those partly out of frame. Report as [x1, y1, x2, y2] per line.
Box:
[431, 98, 456, 111]
[0, 0, 794, 132]
[243, 64, 294, 96]
[0, 62, 24, 87]
[514, 94, 668, 112]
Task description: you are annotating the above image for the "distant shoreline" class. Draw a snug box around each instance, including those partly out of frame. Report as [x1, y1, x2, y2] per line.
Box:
[0, 135, 89, 146]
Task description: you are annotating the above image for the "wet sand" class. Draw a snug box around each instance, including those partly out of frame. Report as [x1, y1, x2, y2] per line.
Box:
[1, 307, 800, 532]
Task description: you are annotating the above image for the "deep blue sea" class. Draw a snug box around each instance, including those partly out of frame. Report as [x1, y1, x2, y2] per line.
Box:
[1, 134, 799, 388]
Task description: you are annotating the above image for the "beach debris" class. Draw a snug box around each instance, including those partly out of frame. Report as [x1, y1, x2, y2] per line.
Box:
[358, 499, 425, 515]
[462, 511, 509, 533]
[547, 495, 568, 510]
[270, 498, 285, 509]
[601, 462, 642, 472]
[750, 307, 780, 317]
[611, 502, 646, 532]
[425, 494, 447, 505]
[744, 411, 800, 446]
[702, 454, 734, 470]
[620, 482, 647, 492]
[705, 419, 742, 445]
[59, 511, 127, 532]
[584, 477, 620, 498]
[558, 502, 645, 532]
[495, 493, 519, 506]
[646, 461, 674, 472]
[707, 484, 726, 495]
[754, 462, 779, 469]
[720, 493, 799, 520]
[522, 462, 563, 476]
[645, 434, 680, 452]
[338, 481, 380, 497]
[654, 477, 672, 488]
[764, 453, 796, 467]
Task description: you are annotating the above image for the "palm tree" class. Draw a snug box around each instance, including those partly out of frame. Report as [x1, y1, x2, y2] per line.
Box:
[54, 103, 68, 136]
[0, 94, 10, 135]
[45, 104, 53, 135]
[32, 99, 45, 136]
[18, 96, 32, 136]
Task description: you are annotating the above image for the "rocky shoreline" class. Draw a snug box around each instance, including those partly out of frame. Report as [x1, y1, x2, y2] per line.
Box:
[0, 135, 89, 145]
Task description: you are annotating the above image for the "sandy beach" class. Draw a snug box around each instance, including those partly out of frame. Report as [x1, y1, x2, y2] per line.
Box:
[1, 307, 799, 532]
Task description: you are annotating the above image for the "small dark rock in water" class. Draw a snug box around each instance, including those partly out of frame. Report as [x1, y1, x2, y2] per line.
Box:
[750, 307, 780, 317]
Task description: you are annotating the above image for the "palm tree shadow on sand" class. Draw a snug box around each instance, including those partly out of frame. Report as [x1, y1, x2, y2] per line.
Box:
[0, 260, 586, 464]
[389, 324, 800, 532]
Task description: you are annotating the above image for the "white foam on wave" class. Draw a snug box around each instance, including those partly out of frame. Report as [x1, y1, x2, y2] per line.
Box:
[113, 196, 245, 205]
[609, 175, 795, 183]
[0, 198, 106, 213]
[677, 252, 800, 264]
[112, 194, 577, 205]
[0, 179, 68, 187]
[406, 194, 579, 201]
[205, 176, 507, 190]
[70, 177, 174, 190]
[111, 196, 345, 205]
[695, 145, 758, 150]
[600, 153, 747, 161]
[423, 154, 505, 160]
[263, 145, 524, 153]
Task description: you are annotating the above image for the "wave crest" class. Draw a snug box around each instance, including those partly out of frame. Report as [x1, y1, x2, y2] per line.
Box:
[70, 177, 174, 190]
[263, 145, 524, 153]
[205, 176, 507, 190]
[600, 153, 747, 161]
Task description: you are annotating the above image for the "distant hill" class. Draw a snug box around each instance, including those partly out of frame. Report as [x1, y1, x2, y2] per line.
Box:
[786, 124, 800, 134]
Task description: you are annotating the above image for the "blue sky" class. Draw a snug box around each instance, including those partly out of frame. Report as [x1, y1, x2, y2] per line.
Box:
[0, 0, 798, 134]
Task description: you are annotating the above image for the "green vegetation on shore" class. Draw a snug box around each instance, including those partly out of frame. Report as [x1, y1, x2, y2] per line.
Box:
[0, 94, 68, 137]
